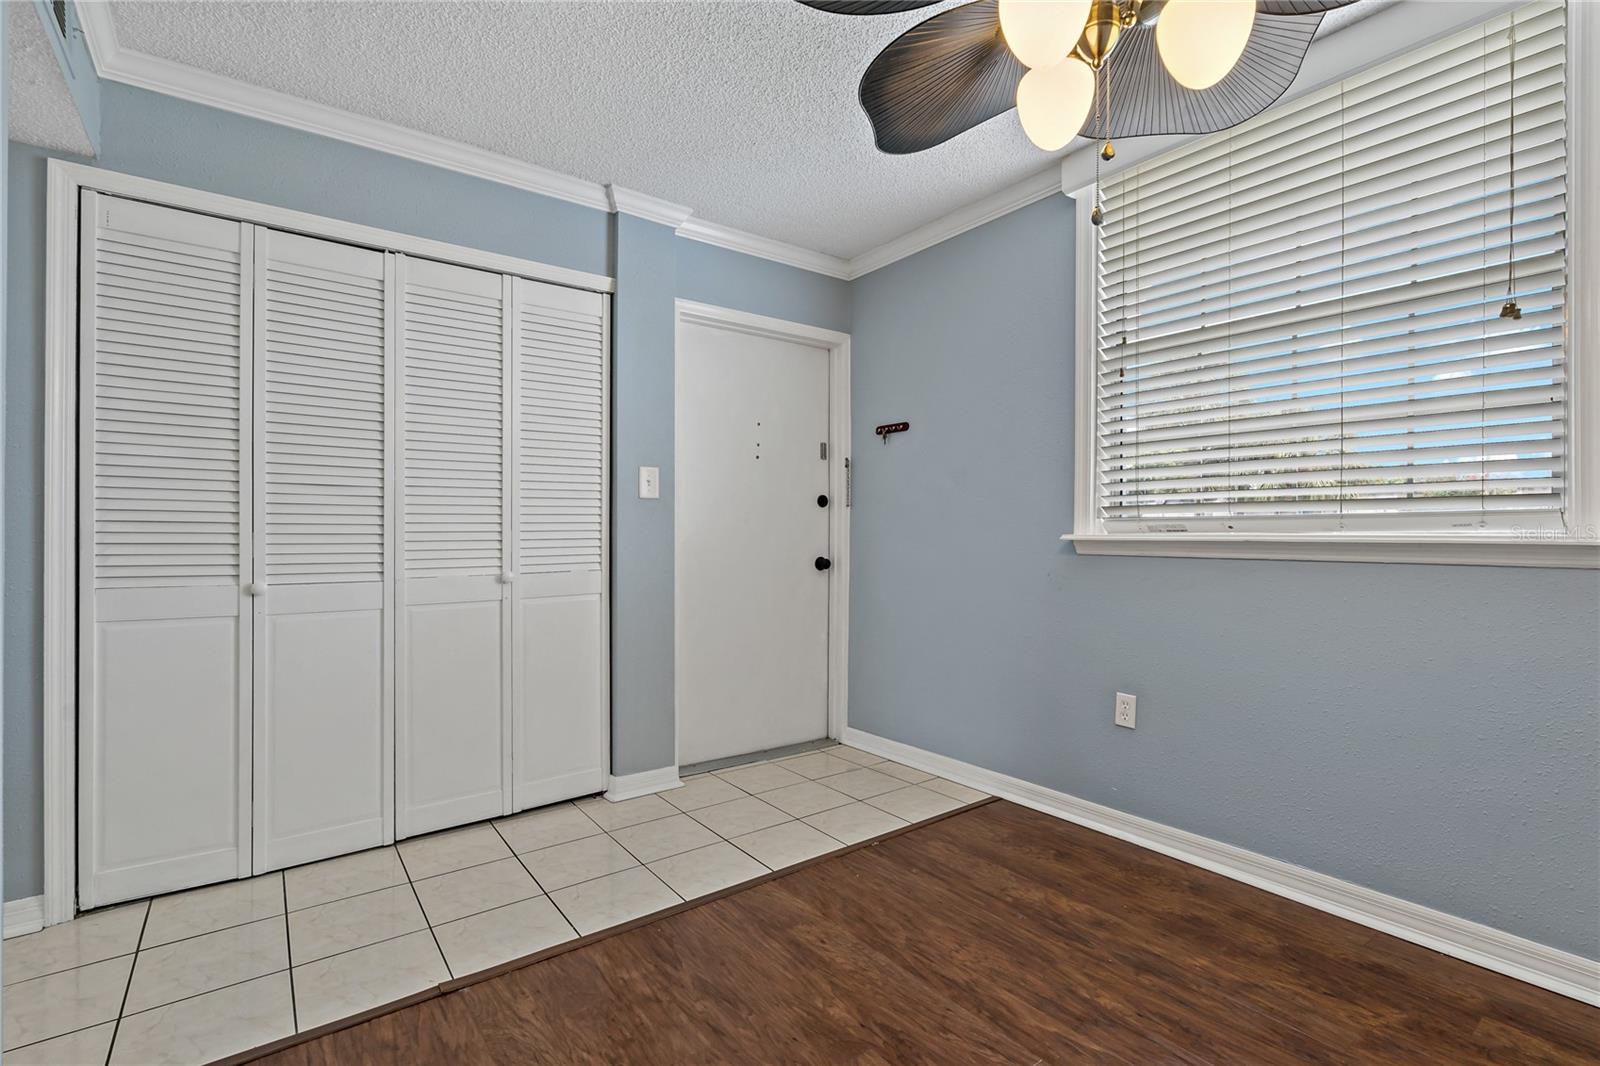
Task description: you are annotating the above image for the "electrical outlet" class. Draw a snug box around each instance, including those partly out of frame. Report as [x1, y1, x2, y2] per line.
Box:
[638, 466, 660, 500]
[1114, 692, 1137, 729]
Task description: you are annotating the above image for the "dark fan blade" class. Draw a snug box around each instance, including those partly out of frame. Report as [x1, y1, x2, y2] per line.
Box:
[858, 0, 1022, 154]
[1091, 12, 1324, 138]
[798, 1, 943, 14]
[1257, 0, 1363, 13]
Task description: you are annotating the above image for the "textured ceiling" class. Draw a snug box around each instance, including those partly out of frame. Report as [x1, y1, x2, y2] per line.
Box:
[8, 2, 95, 156]
[106, 0, 1382, 261]
[105, 0, 1060, 258]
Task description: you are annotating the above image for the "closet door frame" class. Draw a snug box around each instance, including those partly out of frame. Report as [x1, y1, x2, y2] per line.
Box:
[43, 160, 613, 928]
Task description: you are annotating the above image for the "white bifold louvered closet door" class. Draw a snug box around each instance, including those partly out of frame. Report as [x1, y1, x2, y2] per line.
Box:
[510, 279, 608, 810]
[252, 230, 393, 872]
[80, 193, 609, 908]
[396, 259, 512, 836]
[78, 193, 254, 905]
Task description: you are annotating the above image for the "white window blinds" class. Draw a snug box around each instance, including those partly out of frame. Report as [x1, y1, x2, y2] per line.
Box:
[1094, 3, 1567, 533]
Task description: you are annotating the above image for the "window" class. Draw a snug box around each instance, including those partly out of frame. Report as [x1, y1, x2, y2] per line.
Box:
[1071, 1, 1597, 567]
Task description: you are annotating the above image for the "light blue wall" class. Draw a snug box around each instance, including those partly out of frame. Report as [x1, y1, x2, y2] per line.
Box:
[609, 215, 678, 775]
[676, 238, 851, 335]
[3, 80, 848, 897]
[98, 86, 610, 277]
[607, 231, 850, 775]
[847, 193, 1600, 959]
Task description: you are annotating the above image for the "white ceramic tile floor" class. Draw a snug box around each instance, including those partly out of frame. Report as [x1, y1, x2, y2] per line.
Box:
[608, 813, 719, 863]
[0, 745, 986, 1064]
[410, 857, 541, 926]
[730, 821, 839, 869]
[659, 774, 745, 812]
[646, 842, 767, 900]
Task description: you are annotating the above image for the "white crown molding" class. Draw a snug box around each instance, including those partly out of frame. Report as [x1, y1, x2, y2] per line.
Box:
[846, 165, 1064, 279]
[77, 5, 857, 281]
[678, 217, 853, 280]
[78, 3, 612, 211]
[70, 2, 1539, 291]
[841, 727, 1600, 1007]
[605, 184, 694, 230]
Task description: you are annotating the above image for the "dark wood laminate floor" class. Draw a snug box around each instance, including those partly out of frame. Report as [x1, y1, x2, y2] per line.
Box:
[260, 801, 1599, 1065]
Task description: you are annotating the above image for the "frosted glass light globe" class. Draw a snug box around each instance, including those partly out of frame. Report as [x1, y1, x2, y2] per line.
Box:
[1016, 56, 1096, 152]
[1155, 0, 1256, 90]
[999, 0, 1094, 70]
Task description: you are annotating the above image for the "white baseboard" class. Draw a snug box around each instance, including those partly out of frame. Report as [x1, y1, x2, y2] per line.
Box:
[3, 896, 46, 939]
[841, 727, 1600, 1007]
[604, 766, 682, 802]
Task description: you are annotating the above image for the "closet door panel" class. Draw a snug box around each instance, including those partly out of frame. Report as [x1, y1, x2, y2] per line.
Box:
[253, 229, 392, 870]
[397, 257, 510, 836]
[78, 193, 252, 908]
[511, 280, 608, 810]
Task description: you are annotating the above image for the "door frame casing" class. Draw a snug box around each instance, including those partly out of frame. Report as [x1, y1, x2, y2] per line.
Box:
[672, 300, 851, 768]
[42, 159, 615, 928]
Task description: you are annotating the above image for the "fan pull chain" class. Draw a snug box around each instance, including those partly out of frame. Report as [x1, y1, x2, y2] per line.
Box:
[1091, 62, 1107, 227]
[1500, 18, 1521, 320]
[1101, 45, 1116, 163]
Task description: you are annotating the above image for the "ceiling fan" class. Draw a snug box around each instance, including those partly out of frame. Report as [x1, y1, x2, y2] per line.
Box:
[799, 0, 1366, 155]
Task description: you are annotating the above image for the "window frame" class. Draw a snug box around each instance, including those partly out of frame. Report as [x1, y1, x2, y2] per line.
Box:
[1066, 1, 1598, 569]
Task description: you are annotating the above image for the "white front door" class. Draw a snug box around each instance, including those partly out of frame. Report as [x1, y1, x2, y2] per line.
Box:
[676, 318, 832, 766]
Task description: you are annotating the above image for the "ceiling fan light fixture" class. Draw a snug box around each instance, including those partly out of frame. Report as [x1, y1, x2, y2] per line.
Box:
[1154, 0, 1257, 90]
[1015, 55, 1096, 151]
[999, 0, 1094, 69]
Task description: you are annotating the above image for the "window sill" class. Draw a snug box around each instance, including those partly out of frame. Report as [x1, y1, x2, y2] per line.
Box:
[1060, 533, 1600, 569]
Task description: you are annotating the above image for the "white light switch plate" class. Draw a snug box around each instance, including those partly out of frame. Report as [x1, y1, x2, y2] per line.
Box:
[639, 466, 660, 499]
[1115, 692, 1137, 729]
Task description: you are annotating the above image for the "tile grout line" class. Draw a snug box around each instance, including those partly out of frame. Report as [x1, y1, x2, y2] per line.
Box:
[104, 900, 152, 1066]
[487, 821, 582, 943]
[715, 829, 783, 876]
[104, 967, 293, 1027]
[3, 949, 138, 991]
[589, 826, 685, 904]
[282, 874, 297, 1034]
[2, 1019, 116, 1057]
[128, 908, 287, 955]
[391, 843, 454, 982]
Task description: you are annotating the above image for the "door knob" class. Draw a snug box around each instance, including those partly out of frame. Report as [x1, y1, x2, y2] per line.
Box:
[246, 582, 266, 597]
[817, 494, 829, 507]
[498, 571, 515, 585]
[814, 556, 832, 571]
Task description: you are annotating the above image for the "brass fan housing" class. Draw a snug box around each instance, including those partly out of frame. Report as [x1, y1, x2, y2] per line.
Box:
[1074, 0, 1144, 69]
